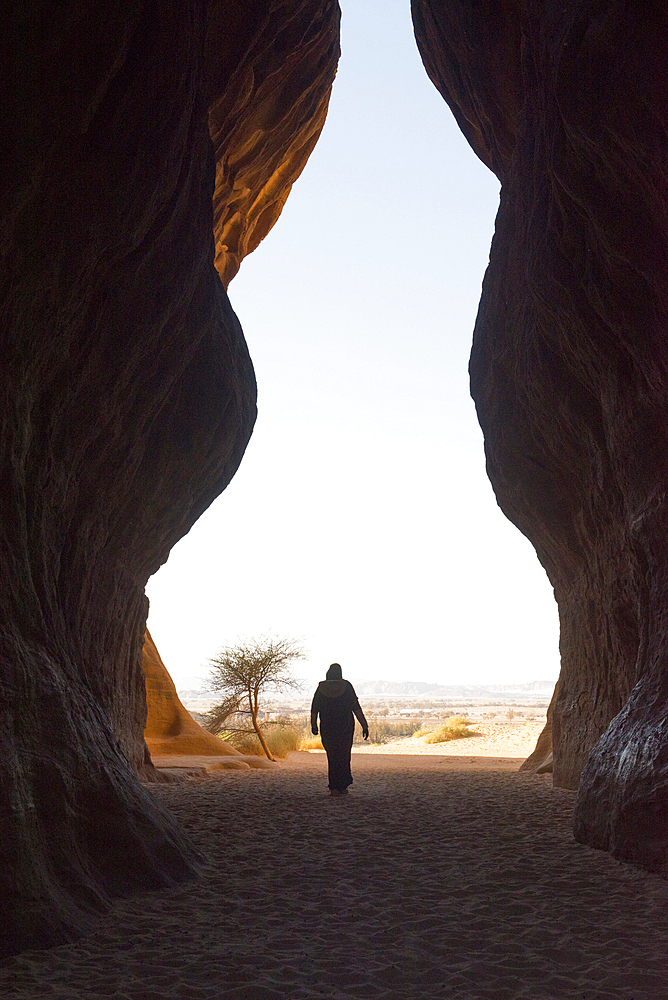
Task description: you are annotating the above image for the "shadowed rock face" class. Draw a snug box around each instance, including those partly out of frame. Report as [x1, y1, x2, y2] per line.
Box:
[142, 0, 340, 749]
[412, 0, 668, 871]
[1, 0, 339, 957]
[519, 680, 557, 775]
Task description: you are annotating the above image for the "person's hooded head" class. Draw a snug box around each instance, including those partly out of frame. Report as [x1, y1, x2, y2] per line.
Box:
[326, 663, 343, 680]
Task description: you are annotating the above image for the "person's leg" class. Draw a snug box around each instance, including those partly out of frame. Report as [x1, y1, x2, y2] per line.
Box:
[322, 743, 350, 791]
[322, 719, 354, 792]
[326, 746, 353, 791]
[333, 753, 352, 791]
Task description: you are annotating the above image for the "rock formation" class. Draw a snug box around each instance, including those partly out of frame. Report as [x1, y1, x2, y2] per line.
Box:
[1, 0, 340, 957]
[143, 0, 340, 749]
[519, 681, 557, 775]
[143, 630, 242, 757]
[412, 1, 668, 872]
[207, 0, 340, 286]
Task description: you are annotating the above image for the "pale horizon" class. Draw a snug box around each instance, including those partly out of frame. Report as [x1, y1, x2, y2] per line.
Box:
[177, 675, 558, 699]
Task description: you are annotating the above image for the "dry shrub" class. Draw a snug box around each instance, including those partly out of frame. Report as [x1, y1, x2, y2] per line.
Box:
[296, 717, 424, 749]
[264, 725, 303, 757]
[299, 719, 425, 748]
[354, 719, 423, 745]
[300, 734, 324, 751]
[425, 716, 476, 743]
[219, 722, 303, 758]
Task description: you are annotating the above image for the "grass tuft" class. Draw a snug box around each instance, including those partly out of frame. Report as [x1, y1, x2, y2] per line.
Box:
[295, 717, 425, 750]
[424, 716, 476, 743]
[353, 719, 423, 745]
[299, 734, 324, 751]
[217, 720, 304, 758]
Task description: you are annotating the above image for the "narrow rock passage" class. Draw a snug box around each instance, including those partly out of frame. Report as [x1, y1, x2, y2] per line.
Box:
[3, 757, 668, 999]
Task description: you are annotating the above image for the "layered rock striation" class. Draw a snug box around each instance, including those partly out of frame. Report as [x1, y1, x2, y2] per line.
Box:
[413, 0, 668, 871]
[1, 0, 339, 956]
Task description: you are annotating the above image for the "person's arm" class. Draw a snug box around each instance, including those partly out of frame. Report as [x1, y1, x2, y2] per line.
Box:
[350, 685, 369, 740]
[310, 689, 320, 735]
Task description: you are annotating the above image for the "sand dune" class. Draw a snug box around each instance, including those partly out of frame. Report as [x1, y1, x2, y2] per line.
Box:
[3, 746, 668, 999]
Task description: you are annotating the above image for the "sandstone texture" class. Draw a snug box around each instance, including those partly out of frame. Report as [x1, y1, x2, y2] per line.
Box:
[1, 0, 340, 956]
[519, 680, 557, 774]
[208, 0, 340, 285]
[142, 0, 339, 746]
[413, 1, 668, 871]
[143, 631, 242, 758]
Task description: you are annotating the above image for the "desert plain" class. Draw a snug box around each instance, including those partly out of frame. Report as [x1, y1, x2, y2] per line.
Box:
[2, 723, 668, 999]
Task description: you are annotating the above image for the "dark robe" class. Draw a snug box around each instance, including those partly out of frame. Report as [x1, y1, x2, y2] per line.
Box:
[310, 680, 368, 791]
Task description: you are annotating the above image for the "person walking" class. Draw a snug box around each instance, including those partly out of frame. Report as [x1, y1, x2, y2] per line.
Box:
[310, 663, 369, 795]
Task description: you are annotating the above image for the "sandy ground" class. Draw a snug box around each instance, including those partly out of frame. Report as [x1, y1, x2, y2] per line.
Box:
[352, 720, 546, 759]
[3, 732, 668, 999]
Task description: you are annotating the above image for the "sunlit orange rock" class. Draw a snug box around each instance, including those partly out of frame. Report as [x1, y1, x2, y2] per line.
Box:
[208, 0, 340, 286]
[143, 0, 339, 755]
[143, 631, 241, 757]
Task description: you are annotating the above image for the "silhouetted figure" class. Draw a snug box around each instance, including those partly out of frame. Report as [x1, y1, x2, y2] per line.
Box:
[311, 663, 369, 795]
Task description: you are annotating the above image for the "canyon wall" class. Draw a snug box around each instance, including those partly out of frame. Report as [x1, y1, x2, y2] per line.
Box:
[1, 0, 340, 957]
[144, 0, 340, 749]
[208, 0, 340, 286]
[412, 0, 668, 871]
[143, 630, 244, 757]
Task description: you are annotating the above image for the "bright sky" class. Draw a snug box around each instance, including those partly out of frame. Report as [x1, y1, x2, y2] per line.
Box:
[146, 0, 561, 693]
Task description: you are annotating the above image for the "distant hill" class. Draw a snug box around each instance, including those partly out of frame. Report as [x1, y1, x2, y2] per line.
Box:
[178, 680, 557, 704]
[352, 679, 557, 699]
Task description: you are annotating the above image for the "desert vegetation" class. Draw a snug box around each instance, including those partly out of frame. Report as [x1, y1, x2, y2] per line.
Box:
[353, 718, 423, 745]
[212, 715, 431, 756]
[423, 716, 476, 743]
[216, 718, 305, 758]
[203, 636, 304, 760]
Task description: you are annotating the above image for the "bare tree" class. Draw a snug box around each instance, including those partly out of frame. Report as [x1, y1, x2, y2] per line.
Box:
[203, 636, 305, 760]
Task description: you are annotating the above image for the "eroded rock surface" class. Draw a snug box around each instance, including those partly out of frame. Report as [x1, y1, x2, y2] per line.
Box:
[1, 0, 339, 956]
[413, 1, 668, 871]
[519, 681, 557, 775]
[143, 630, 242, 757]
[143, 0, 340, 745]
[208, 0, 340, 285]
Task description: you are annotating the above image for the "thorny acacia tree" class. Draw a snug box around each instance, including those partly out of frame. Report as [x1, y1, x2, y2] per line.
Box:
[204, 636, 304, 760]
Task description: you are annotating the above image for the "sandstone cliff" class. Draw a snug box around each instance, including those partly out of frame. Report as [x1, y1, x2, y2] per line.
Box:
[412, 0, 668, 872]
[208, 0, 340, 286]
[143, 0, 339, 752]
[143, 631, 243, 757]
[1, 0, 340, 957]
